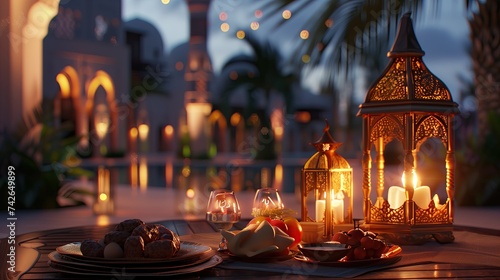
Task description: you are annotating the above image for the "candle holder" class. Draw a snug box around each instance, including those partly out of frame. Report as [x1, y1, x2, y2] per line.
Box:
[357, 13, 459, 245]
[301, 121, 353, 239]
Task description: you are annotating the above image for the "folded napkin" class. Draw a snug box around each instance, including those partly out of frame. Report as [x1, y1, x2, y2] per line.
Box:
[181, 230, 500, 278]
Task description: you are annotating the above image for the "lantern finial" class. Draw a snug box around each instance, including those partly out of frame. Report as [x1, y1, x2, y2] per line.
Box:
[388, 12, 424, 57]
[312, 119, 341, 152]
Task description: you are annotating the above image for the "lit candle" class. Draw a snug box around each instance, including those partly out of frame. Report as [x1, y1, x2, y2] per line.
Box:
[331, 198, 344, 223]
[388, 185, 406, 209]
[388, 171, 432, 209]
[315, 199, 325, 222]
[414, 185, 431, 209]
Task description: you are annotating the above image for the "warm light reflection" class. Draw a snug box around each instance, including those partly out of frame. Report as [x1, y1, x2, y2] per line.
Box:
[295, 111, 311, 123]
[186, 188, 195, 199]
[274, 164, 283, 190]
[99, 193, 108, 201]
[300, 30, 309, 39]
[96, 215, 110, 226]
[220, 22, 230, 32]
[250, 21, 259, 30]
[139, 157, 148, 190]
[161, 0, 170, 4]
[164, 124, 174, 136]
[87, 71, 115, 113]
[282, 10, 291, 19]
[94, 104, 110, 140]
[186, 103, 212, 139]
[401, 170, 418, 189]
[130, 156, 138, 188]
[138, 124, 149, 141]
[56, 73, 71, 98]
[236, 30, 245, 39]
[230, 113, 241, 126]
[165, 160, 173, 188]
[182, 165, 191, 177]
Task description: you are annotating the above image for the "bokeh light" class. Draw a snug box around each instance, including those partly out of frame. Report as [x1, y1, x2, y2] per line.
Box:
[219, 12, 227, 21]
[220, 22, 230, 32]
[301, 54, 310, 63]
[282, 10, 291, 19]
[254, 9, 263, 18]
[300, 30, 309, 39]
[250, 21, 259, 30]
[161, 0, 170, 4]
[236, 30, 245, 39]
[325, 18, 334, 28]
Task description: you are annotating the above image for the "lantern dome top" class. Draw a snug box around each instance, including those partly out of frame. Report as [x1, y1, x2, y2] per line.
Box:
[357, 12, 459, 116]
[304, 120, 351, 170]
[388, 12, 424, 57]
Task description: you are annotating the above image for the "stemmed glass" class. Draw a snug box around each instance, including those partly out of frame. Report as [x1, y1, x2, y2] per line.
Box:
[206, 190, 241, 251]
[252, 188, 284, 218]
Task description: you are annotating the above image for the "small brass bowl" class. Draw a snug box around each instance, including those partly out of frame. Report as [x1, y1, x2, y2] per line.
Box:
[298, 242, 350, 262]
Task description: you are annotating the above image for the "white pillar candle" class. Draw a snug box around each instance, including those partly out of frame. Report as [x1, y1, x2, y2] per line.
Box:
[413, 186, 431, 209]
[388, 186, 406, 209]
[331, 199, 344, 223]
[315, 200, 325, 222]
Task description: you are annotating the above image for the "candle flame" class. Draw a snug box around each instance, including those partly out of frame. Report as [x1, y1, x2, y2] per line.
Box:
[99, 193, 108, 201]
[401, 170, 418, 189]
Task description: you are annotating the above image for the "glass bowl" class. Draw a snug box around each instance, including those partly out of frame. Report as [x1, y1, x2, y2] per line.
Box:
[298, 242, 350, 262]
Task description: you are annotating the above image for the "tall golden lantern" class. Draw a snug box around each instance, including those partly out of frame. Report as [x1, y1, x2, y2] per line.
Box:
[357, 13, 459, 244]
[301, 121, 353, 239]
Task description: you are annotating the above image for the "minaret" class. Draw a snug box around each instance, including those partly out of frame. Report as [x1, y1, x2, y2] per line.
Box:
[183, 0, 214, 158]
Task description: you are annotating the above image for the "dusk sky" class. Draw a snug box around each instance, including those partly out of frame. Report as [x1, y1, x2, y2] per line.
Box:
[123, 0, 471, 104]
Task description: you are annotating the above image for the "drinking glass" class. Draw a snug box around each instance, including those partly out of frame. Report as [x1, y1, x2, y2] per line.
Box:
[206, 190, 241, 251]
[252, 188, 284, 218]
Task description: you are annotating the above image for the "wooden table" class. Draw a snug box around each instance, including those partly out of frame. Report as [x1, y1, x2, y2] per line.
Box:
[2, 220, 500, 279]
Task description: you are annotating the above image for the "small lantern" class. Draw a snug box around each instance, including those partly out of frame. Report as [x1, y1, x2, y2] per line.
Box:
[357, 13, 459, 244]
[301, 121, 353, 239]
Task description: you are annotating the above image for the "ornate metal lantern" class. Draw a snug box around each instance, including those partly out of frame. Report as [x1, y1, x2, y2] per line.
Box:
[357, 13, 459, 244]
[301, 121, 353, 239]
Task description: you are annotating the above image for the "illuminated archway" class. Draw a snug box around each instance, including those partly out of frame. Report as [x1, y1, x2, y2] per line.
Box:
[22, 0, 60, 117]
[55, 65, 83, 138]
[86, 70, 117, 151]
[209, 110, 227, 154]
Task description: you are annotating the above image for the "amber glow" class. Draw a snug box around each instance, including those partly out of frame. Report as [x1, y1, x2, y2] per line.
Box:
[139, 157, 148, 190]
[274, 164, 283, 189]
[164, 125, 174, 136]
[138, 124, 149, 141]
[295, 111, 311, 123]
[186, 103, 212, 140]
[56, 73, 71, 98]
[220, 23, 230, 32]
[402, 170, 418, 189]
[96, 215, 110, 226]
[161, 0, 170, 4]
[230, 113, 241, 126]
[186, 188, 195, 199]
[250, 21, 259, 30]
[300, 30, 309, 39]
[282, 10, 291, 19]
[175, 61, 184, 71]
[165, 160, 173, 188]
[236, 30, 245, 39]
[99, 193, 108, 201]
[87, 71, 115, 113]
[130, 156, 138, 188]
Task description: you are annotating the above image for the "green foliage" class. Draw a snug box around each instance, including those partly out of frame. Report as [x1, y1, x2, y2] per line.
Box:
[0, 102, 93, 209]
[456, 111, 500, 206]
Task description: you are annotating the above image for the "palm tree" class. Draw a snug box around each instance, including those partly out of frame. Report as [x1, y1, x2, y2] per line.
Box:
[215, 33, 297, 159]
[467, 0, 500, 139]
